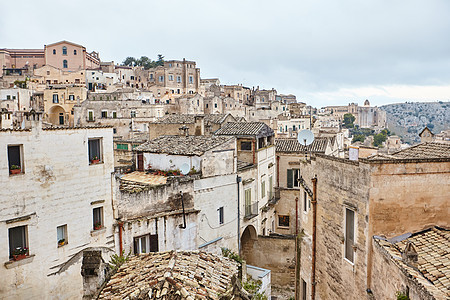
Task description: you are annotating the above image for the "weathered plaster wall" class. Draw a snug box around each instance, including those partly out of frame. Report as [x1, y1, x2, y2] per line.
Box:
[201, 138, 236, 177]
[369, 161, 450, 238]
[241, 235, 295, 289]
[143, 152, 201, 173]
[195, 174, 239, 252]
[0, 125, 114, 299]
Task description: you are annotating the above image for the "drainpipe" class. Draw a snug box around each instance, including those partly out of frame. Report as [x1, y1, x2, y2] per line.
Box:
[276, 155, 280, 187]
[295, 197, 299, 235]
[237, 175, 242, 255]
[179, 191, 186, 229]
[311, 176, 318, 300]
[252, 140, 256, 165]
[118, 222, 124, 256]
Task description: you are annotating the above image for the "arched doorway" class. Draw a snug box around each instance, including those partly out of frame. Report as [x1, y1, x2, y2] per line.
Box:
[48, 105, 66, 125]
[241, 225, 257, 263]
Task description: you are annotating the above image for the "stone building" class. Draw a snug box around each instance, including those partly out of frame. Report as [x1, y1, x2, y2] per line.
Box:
[0, 48, 45, 77]
[295, 142, 450, 300]
[277, 116, 312, 138]
[0, 120, 115, 299]
[147, 59, 200, 99]
[32, 64, 85, 89]
[419, 126, 435, 143]
[357, 99, 386, 128]
[148, 113, 236, 140]
[43, 84, 87, 126]
[371, 226, 449, 300]
[222, 84, 251, 103]
[44, 41, 100, 71]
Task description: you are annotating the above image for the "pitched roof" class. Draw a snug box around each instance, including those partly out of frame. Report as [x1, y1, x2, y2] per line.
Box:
[98, 251, 238, 300]
[135, 135, 233, 156]
[374, 227, 450, 299]
[368, 142, 450, 160]
[156, 114, 233, 125]
[275, 137, 330, 153]
[214, 122, 274, 137]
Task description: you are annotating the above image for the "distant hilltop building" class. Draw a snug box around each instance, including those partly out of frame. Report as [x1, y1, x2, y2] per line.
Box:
[322, 100, 386, 129]
[0, 40, 100, 76]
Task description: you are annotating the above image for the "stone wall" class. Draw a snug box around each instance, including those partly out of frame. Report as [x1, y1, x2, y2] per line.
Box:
[241, 235, 296, 289]
[0, 125, 114, 299]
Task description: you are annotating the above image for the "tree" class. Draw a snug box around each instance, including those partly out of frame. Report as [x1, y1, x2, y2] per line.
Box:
[343, 113, 355, 128]
[123, 57, 137, 66]
[352, 134, 365, 143]
[373, 132, 388, 147]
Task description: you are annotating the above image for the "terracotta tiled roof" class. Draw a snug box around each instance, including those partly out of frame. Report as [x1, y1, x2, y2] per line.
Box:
[368, 142, 450, 160]
[98, 251, 238, 300]
[214, 122, 274, 137]
[275, 137, 330, 153]
[135, 135, 233, 156]
[374, 227, 450, 299]
[156, 114, 233, 125]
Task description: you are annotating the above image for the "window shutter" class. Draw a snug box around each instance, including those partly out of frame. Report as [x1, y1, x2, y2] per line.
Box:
[287, 169, 293, 188]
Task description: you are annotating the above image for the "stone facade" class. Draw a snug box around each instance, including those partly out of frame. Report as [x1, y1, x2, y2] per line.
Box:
[44, 41, 100, 71]
[43, 85, 87, 126]
[0, 122, 114, 299]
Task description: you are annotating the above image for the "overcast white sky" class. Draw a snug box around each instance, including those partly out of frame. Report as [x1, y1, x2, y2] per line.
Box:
[1, 0, 449, 107]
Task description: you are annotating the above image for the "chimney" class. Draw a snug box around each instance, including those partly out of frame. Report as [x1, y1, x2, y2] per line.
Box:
[179, 125, 189, 136]
[401, 242, 418, 268]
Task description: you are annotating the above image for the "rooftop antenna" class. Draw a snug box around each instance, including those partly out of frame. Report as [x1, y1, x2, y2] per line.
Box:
[297, 129, 315, 160]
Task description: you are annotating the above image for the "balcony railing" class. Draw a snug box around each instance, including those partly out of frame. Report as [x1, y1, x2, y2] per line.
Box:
[267, 188, 281, 205]
[244, 201, 258, 220]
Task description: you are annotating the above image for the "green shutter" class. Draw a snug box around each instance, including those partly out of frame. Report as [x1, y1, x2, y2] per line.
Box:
[287, 169, 293, 188]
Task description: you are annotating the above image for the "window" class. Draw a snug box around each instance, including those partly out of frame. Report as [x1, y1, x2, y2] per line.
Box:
[189, 76, 193, 84]
[69, 95, 75, 101]
[8, 145, 23, 174]
[150, 74, 153, 80]
[133, 234, 158, 254]
[287, 169, 300, 188]
[169, 75, 174, 81]
[158, 76, 164, 82]
[57, 225, 67, 246]
[9, 225, 28, 259]
[278, 215, 290, 227]
[241, 141, 252, 151]
[62, 46, 67, 55]
[245, 189, 252, 216]
[269, 176, 273, 198]
[116, 143, 128, 150]
[63, 60, 68, 69]
[177, 89, 180, 94]
[345, 208, 355, 263]
[214, 103, 217, 108]
[113, 128, 117, 134]
[53, 49, 56, 55]
[88, 110, 94, 121]
[88, 138, 102, 164]
[206, 103, 209, 108]
[53, 94, 59, 103]
[261, 180, 265, 198]
[131, 110, 136, 118]
[6, 95, 10, 100]
[301, 278, 307, 300]
[303, 192, 308, 212]
[218, 207, 224, 225]
[74, 49, 77, 55]
[93, 207, 103, 230]
[112, 111, 117, 118]
[101, 110, 107, 118]
[177, 76, 181, 83]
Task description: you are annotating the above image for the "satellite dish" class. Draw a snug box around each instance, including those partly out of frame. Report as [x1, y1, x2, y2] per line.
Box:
[180, 163, 190, 175]
[297, 129, 315, 146]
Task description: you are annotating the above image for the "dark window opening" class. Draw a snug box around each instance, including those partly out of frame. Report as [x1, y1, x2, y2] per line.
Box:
[88, 138, 102, 163]
[8, 145, 22, 173]
[241, 141, 252, 151]
[218, 207, 224, 225]
[9, 225, 28, 259]
[93, 207, 103, 230]
[278, 215, 290, 227]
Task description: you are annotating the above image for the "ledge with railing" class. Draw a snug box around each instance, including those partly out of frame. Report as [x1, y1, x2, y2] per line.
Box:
[244, 201, 259, 220]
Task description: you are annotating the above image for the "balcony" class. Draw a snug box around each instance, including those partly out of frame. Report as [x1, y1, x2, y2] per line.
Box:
[244, 201, 258, 220]
[267, 188, 281, 205]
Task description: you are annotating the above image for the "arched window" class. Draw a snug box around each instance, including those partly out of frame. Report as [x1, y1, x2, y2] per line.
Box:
[53, 49, 56, 55]
[63, 60, 68, 69]
[62, 46, 67, 55]
[74, 49, 77, 55]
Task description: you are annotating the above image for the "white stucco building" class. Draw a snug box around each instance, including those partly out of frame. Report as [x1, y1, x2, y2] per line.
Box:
[0, 118, 114, 299]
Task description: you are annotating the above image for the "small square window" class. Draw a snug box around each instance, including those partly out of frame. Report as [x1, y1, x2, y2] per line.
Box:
[57, 225, 67, 247]
[8, 145, 23, 175]
[112, 111, 117, 118]
[101, 111, 107, 118]
[278, 215, 290, 227]
[93, 207, 103, 230]
[241, 141, 252, 151]
[88, 138, 102, 164]
[9, 225, 28, 259]
[177, 76, 181, 83]
[218, 207, 224, 225]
